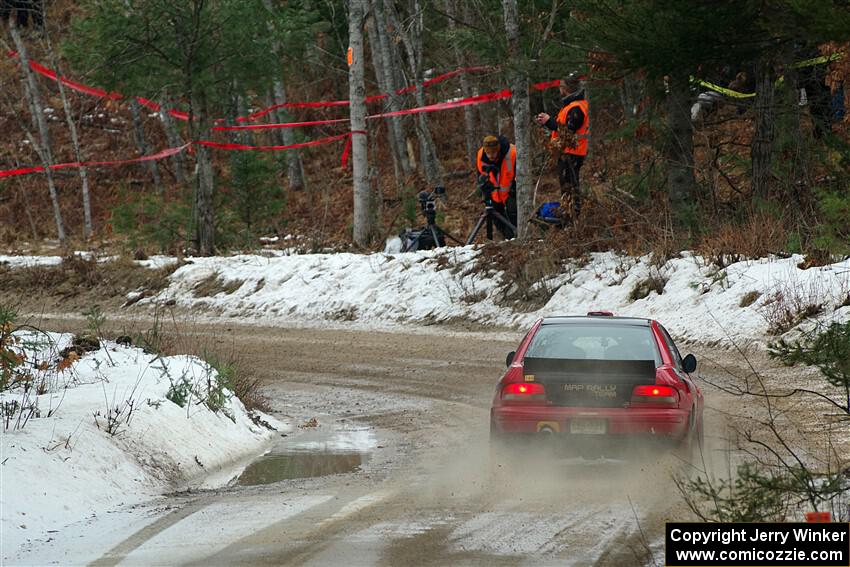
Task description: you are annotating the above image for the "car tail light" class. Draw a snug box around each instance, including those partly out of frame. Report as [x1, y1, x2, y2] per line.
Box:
[630, 384, 678, 406]
[501, 382, 546, 402]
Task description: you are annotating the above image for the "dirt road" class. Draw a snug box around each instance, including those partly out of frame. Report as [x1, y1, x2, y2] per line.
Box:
[15, 320, 725, 567]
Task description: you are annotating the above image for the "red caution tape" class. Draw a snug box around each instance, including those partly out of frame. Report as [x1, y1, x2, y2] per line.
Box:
[238, 66, 497, 123]
[0, 131, 358, 178]
[533, 79, 562, 90]
[9, 51, 554, 128]
[217, 87, 520, 132]
[0, 144, 191, 179]
[340, 130, 367, 168]
[195, 133, 351, 152]
[213, 117, 350, 132]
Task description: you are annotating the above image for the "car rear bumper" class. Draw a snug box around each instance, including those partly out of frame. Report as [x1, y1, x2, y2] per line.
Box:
[491, 405, 690, 439]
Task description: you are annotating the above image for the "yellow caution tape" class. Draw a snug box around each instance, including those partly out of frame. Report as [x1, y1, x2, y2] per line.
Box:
[693, 78, 755, 98]
[790, 53, 843, 69]
[692, 52, 844, 99]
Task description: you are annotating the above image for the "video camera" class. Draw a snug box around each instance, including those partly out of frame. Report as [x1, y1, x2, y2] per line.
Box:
[398, 186, 455, 252]
[480, 162, 498, 175]
[477, 174, 495, 207]
[417, 186, 447, 222]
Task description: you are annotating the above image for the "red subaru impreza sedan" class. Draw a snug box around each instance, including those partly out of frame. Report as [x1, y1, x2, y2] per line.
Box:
[490, 312, 703, 456]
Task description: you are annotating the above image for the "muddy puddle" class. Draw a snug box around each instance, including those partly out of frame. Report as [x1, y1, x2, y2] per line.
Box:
[238, 423, 377, 486]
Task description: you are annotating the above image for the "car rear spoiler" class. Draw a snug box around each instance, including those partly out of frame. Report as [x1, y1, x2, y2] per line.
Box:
[523, 357, 656, 384]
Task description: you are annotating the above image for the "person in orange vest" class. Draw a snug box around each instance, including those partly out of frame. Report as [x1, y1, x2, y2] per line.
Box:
[534, 73, 589, 219]
[476, 134, 517, 239]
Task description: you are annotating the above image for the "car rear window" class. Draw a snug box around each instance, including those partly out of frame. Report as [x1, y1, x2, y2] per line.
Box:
[525, 324, 661, 366]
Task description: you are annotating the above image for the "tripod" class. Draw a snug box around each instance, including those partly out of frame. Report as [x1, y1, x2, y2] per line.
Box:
[401, 206, 463, 252]
[466, 203, 517, 245]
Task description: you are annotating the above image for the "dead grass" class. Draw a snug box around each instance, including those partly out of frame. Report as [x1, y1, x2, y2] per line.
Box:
[0, 255, 177, 311]
[192, 273, 244, 297]
[739, 290, 762, 308]
[629, 270, 669, 301]
[759, 290, 825, 335]
[475, 239, 562, 311]
[697, 213, 787, 268]
[144, 317, 270, 413]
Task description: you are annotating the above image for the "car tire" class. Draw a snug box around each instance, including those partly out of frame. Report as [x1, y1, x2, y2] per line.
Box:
[677, 409, 704, 466]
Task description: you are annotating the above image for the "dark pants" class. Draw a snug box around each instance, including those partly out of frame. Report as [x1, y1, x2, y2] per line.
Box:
[492, 193, 517, 240]
[557, 153, 584, 218]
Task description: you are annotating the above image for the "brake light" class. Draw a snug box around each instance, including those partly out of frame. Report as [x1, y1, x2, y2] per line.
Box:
[630, 384, 678, 406]
[501, 382, 546, 402]
[587, 310, 614, 316]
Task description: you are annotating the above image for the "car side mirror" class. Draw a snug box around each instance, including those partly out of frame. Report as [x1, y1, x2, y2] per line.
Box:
[505, 351, 515, 367]
[682, 353, 697, 373]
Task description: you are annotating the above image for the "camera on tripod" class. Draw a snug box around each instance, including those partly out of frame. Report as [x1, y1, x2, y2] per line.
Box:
[399, 186, 460, 252]
[417, 186, 446, 224]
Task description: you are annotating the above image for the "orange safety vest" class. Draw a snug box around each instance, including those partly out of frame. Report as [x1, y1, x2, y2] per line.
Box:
[476, 144, 517, 204]
[551, 99, 589, 156]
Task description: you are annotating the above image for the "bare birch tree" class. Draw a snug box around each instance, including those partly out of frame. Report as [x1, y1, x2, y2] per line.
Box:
[349, 0, 371, 247]
[9, 20, 66, 245]
[262, 0, 306, 192]
[503, 0, 533, 239]
[44, 26, 93, 238]
[371, 0, 412, 178]
[366, 12, 402, 188]
[384, 0, 443, 186]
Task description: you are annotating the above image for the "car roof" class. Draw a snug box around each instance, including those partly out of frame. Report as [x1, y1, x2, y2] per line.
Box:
[540, 316, 653, 327]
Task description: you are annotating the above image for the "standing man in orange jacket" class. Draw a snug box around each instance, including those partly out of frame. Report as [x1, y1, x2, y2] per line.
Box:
[535, 73, 589, 219]
[476, 134, 518, 239]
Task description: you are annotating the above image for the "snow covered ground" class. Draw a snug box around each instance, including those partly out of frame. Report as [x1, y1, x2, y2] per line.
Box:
[2, 245, 850, 562]
[130, 248, 850, 345]
[0, 331, 284, 561]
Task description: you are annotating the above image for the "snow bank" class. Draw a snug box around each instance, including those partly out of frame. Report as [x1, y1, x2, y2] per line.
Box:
[1, 332, 283, 558]
[142, 249, 850, 345]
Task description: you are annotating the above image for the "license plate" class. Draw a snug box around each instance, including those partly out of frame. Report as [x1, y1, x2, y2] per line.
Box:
[569, 418, 607, 435]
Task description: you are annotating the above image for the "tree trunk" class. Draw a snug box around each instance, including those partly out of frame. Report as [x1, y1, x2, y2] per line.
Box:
[385, 0, 442, 186]
[665, 74, 697, 216]
[619, 73, 645, 175]
[366, 12, 402, 189]
[16, 171, 39, 240]
[9, 20, 65, 244]
[191, 94, 216, 256]
[503, 0, 533, 240]
[45, 27, 93, 239]
[130, 99, 164, 192]
[262, 0, 306, 192]
[371, 0, 411, 177]
[270, 80, 307, 191]
[349, 0, 371, 247]
[445, 0, 479, 167]
[751, 61, 776, 203]
[160, 95, 187, 183]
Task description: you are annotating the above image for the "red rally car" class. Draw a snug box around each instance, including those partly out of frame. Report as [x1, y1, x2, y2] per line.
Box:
[490, 312, 703, 455]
